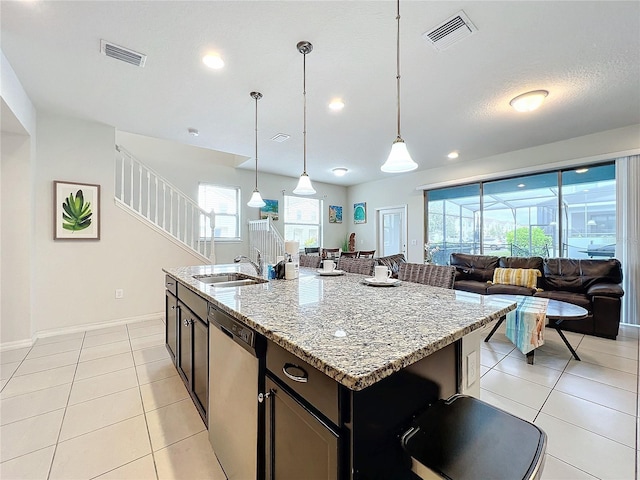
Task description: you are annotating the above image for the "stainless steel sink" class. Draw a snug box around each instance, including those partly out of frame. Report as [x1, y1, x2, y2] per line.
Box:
[193, 273, 267, 288]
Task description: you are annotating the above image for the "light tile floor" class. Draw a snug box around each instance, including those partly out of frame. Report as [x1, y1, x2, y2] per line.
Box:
[0, 318, 638, 479]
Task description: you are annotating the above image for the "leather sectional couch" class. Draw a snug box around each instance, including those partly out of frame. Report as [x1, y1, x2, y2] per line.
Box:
[450, 253, 624, 339]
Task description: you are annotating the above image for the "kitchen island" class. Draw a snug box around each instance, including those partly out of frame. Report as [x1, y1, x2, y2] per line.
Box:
[164, 264, 516, 479]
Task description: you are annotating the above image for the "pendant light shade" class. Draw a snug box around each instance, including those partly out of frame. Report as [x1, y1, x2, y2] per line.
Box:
[293, 41, 316, 196]
[381, 0, 418, 173]
[247, 91, 266, 208]
[383, 137, 416, 173]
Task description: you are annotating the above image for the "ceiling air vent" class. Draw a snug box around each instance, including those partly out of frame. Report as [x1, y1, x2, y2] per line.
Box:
[422, 10, 477, 51]
[100, 40, 147, 67]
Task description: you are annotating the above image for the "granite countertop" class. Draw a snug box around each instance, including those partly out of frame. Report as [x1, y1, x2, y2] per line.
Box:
[164, 264, 516, 391]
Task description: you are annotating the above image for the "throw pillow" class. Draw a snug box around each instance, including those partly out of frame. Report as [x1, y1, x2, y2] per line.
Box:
[490, 267, 541, 289]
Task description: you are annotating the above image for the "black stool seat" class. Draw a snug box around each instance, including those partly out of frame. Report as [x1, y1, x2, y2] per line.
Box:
[401, 395, 546, 480]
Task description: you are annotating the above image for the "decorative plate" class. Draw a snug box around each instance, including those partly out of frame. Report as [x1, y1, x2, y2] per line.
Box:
[316, 269, 345, 276]
[362, 277, 401, 287]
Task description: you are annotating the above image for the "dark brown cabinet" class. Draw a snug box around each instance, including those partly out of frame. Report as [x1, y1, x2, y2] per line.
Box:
[165, 275, 178, 361]
[165, 276, 209, 423]
[265, 341, 346, 480]
[265, 376, 341, 480]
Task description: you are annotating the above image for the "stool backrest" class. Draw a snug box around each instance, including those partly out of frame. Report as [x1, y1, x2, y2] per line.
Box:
[398, 263, 456, 289]
[337, 257, 376, 276]
[299, 254, 322, 268]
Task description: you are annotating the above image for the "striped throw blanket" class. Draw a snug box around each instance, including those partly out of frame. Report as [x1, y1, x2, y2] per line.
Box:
[505, 297, 549, 355]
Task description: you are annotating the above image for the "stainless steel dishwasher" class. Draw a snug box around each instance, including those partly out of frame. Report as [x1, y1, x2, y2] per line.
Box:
[208, 305, 266, 480]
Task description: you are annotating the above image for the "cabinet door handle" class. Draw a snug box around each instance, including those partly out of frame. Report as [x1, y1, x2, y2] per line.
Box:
[170, 306, 176, 310]
[166, 282, 174, 286]
[282, 363, 308, 383]
[183, 318, 191, 327]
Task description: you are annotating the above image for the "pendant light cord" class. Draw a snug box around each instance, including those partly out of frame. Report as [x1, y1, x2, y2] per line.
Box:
[254, 94, 259, 189]
[303, 50, 307, 174]
[396, 0, 401, 139]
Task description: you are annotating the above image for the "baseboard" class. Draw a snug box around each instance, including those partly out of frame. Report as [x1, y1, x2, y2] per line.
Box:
[0, 339, 34, 352]
[0, 312, 164, 352]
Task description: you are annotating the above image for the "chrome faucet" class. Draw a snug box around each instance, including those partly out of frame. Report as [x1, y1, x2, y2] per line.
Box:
[234, 249, 263, 277]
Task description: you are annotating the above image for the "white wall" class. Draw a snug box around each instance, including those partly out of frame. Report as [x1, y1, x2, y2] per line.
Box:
[348, 125, 640, 263]
[116, 132, 350, 263]
[1, 132, 32, 345]
[0, 50, 37, 347]
[28, 113, 206, 338]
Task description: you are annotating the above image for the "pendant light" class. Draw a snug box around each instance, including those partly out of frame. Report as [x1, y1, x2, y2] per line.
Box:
[381, 0, 418, 173]
[247, 91, 266, 208]
[293, 41, 316, 195]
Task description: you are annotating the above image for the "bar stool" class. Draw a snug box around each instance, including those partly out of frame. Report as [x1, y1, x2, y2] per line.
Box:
[401, 394, 546, 480]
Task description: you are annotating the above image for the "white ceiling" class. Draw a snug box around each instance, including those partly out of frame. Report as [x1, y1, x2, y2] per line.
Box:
[2, 1, 639, 186]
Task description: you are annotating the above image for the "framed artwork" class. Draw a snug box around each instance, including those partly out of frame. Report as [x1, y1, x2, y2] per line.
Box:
[329, 205, 343, 223]
[260, 199, 279, 220]
[54, 181, 101, 240]
[354, 202, 367, 224]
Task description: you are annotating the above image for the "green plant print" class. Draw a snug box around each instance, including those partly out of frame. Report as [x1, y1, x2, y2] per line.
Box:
[62, 189, 92, 232]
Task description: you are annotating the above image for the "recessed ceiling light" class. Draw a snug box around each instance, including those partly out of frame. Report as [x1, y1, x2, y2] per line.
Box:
[202, 53, 224, 69]
[576, 168, 589, 173]
[509, 90, 549, 112]
[188, 128, 199, 137]
[447, 151, 459, 159]
[517, 183, 525, 188]
[328, 99, 345, 111]
[332, 167, 348, 177]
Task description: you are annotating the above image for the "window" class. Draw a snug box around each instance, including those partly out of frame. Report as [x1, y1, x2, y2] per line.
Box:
[283, 195, 322, 248]
[198, 184, 241, 240]
[425, 162, 616, 264]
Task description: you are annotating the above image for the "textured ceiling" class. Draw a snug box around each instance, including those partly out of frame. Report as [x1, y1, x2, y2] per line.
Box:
[2, 1, 639, 186]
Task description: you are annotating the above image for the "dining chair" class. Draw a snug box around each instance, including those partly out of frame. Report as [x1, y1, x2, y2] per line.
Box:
[336, 257, 376, 276]
[299, 254, 321, 268]
[398, 263, 456, 289]
[358, 250, 376, 258]
[321, 248, 340, 260]
[340, 251, 358, 258]
[304, 247, 320, 255]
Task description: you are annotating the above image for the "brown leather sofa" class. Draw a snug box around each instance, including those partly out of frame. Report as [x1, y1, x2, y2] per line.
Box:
[450, 253, 624, 339]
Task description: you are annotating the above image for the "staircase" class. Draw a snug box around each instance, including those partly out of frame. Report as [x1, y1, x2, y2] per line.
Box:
[115, 145, 215, 263]
[248, 218, 285, 264]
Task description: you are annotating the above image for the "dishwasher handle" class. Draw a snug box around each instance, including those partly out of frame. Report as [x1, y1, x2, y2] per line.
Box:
[282, 363, 308, 383]
[219, 324, 234, 339]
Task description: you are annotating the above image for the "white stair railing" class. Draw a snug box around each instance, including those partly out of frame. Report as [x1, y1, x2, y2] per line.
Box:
[115, 145, 215, 263]
[248, 218, 285, 264]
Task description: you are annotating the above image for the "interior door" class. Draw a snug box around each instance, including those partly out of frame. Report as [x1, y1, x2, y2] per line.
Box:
[377, 206, 407, 257]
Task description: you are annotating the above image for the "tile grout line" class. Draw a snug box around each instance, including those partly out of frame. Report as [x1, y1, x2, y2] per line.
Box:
[45, 330, 87, 480]
[127, 323, 161, 480]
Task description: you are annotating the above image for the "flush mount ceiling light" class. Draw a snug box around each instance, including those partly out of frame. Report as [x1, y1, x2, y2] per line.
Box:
[576, 168, 589, 173]
[381, 0, 418, 173]
[293, 41, 316, 196]
[202, 53, 224, 69]
[332, 167, 348, 177]
[247, 92, 266, 208]
[329, 99, 345, 111]
[517, 183, 526, 188]
[447, 151, 459, 159]
[509, 90, 549, 112]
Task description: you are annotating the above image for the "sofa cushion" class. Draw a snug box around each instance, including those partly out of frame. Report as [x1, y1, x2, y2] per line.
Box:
[543, 258, 623, 293]
[486, 284, 537, 296]
[491, 267, 541, 289]
[499, 256, 543, 271]
[534, 290, 592, 313]
[453, 280, 489, 295]
[450, 253, 499, 282]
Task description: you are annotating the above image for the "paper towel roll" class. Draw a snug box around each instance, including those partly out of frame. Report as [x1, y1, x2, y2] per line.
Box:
[285, 241, 299, 255]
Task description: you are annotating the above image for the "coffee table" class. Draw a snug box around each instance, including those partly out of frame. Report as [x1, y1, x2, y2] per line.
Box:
[484, 295, 588, 364]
